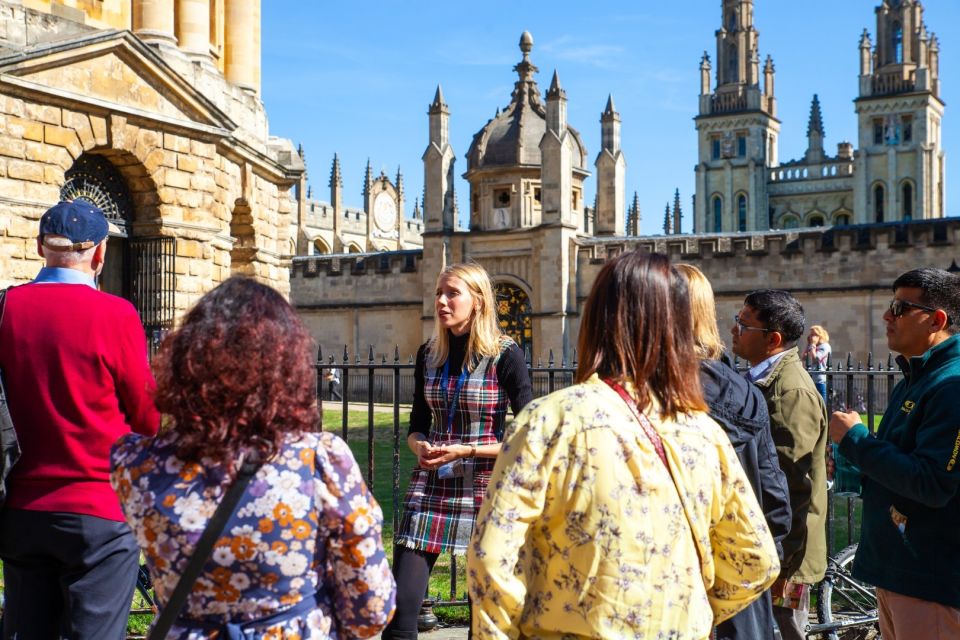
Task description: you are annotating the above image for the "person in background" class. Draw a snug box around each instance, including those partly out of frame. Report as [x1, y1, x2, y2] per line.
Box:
[676, 263, 792, 640]
[731, 290, 828, 640]
[0, 200, 160, 639]
[803, 325, 832, 403]
[468, 251, 779, 639]
[111, 277, 395, 639]
[382, 262, 533, 640]
[830, 268, 960, 639]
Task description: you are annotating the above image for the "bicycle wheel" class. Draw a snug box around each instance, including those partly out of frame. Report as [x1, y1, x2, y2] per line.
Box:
[815, 544, 879, 640]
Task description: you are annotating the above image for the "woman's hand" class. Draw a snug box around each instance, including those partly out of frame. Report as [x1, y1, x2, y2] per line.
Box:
[415, 444, 473, 470]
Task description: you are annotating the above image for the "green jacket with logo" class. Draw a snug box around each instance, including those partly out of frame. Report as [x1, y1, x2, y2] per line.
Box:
[754, 347, 828, 584]
[840, 334, 960, 608]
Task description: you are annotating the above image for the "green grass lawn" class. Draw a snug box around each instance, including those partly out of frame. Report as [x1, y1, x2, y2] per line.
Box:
[325, 407, 470, 624]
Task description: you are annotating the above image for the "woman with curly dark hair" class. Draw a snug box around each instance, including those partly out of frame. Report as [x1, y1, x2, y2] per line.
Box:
[110, 277, 396, 639]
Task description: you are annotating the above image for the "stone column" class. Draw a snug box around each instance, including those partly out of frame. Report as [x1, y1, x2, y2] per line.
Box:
[133, 0, 176, 45]
[224, 0, 260, 93]
[175, 0, 211, 58]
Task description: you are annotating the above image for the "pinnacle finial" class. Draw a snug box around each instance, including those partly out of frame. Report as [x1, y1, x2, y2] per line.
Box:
[807, 94, 824, 137]
[603, 94, 616, 115]
[432, 84, 445, 106]
[519, 31, 533, 58]
[547, 69, 565, 99]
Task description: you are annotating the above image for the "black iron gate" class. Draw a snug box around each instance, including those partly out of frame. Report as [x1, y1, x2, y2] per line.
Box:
[128, 237, 176, 355]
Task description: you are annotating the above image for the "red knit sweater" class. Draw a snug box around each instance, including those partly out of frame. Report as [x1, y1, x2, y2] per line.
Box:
[0, 283, 160, 521]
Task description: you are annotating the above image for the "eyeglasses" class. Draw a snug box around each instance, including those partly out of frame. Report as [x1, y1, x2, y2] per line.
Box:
[888, 298, 940, 318]
[733, 315, 770, 335]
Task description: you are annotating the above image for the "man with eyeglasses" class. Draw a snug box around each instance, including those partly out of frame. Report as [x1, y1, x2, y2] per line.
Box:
[731, 290, 828, 640]
[829, 268, 960, 639]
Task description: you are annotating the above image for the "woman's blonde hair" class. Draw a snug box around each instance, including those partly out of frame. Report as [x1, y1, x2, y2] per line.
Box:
[428, 262, 504, 370]
[674, 263, 725, 360]
[810, 324, 830, 343]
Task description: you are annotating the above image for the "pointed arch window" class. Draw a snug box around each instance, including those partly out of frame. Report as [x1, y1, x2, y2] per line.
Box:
[902, 182, 913, 221]
[737, 194, 747, 232]
[713, 196, 723, 233]
[809, 214, 825, 227]
[782, 215, 800, 229]
[874, 184, 885, 223]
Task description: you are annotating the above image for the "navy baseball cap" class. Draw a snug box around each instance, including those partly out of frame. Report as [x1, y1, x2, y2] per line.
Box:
[39, 200, 109, 251]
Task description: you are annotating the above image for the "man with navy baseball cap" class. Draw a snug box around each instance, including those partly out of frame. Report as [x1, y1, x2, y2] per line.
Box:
[0, 200, 159, 638]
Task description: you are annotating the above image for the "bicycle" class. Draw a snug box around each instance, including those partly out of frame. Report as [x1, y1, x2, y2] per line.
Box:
[806, 544, 879, 639]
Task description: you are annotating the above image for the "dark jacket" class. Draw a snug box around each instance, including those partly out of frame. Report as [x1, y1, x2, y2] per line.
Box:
[701, 354, 792, 640]
[842, 334, 960, 608]
[754, 347, 829, 584]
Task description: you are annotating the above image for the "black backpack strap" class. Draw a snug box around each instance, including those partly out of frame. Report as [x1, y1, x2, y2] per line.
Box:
[148, 461, 260, 639]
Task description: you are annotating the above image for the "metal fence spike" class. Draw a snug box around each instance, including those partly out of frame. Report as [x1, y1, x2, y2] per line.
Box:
[317, 344, 323, 363]
[342, 345, 349, 364]
[368, 345, 375, 363]
[548, 349, 555, 367]
[394, 345, 400, 363]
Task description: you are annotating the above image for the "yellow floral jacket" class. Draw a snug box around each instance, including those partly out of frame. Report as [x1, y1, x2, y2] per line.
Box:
[467, 376, 779, 639]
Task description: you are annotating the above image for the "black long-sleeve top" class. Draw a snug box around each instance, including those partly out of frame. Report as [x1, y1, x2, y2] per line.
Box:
[408, 332, 533, 439]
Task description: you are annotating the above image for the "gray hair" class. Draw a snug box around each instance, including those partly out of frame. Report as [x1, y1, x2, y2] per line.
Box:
[42, 235, 98, 267]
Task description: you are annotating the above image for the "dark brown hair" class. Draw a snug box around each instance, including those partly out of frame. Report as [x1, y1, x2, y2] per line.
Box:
[153, 277, 320, 470]
[575, 250, 706, 418]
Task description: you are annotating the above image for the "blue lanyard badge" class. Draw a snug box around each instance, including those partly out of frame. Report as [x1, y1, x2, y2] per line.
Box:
[440, 359, 470, 436]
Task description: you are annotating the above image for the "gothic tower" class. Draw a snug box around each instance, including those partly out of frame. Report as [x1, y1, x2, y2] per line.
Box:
[541, 70, 574, 225]
[595, 95, 626, 235]
[694, 0, 780, 233]
[423, 85, 457, 233]
[853, 0, 945, 222]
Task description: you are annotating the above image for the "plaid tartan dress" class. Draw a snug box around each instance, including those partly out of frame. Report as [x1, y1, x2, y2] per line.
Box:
[395, 336, 513, 555]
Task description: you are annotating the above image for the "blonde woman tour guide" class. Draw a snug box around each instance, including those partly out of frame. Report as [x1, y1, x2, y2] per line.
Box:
[382, 262, 533, 639]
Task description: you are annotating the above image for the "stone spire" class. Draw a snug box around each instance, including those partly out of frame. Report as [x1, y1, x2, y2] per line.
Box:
[425, 83, 456, 232]
[628, 191, 641, 236]
[329, 153, 342, 189]
[545, 70, 567, 134]
[413, 197, 421, 220]
[805, 95, 825, 162]
[807, 94, 824, 138]
[595, 93, 625, 236]
[700, 52, 712, 96]
[396, 166, 404, 197]
[363, 158, 372, 197]
[672, 188, 682, 235]
[663, 202, 672, 235]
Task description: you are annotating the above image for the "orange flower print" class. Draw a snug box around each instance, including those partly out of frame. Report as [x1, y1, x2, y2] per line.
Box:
[299, 448, 315, 466]
[258, 517, 274, 534]
[273, 502, 294, 526]
[271, 540, 288, 554]
[230, 535, 256, 561]
[290, 519, 312, 540]
[180, 462, 201, 481]
[162, 494, 176, 508]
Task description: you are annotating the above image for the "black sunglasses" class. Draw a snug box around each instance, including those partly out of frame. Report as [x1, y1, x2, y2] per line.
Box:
[888, 298, 947, 323]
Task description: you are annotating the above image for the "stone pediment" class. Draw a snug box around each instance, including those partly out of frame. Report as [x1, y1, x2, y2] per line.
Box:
[0, 30, 235, 134]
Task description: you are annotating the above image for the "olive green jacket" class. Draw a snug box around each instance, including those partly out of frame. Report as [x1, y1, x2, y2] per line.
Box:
[753, 347, 828, 584]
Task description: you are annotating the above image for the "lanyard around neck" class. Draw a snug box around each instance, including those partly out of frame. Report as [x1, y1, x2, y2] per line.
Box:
[440, 358, 470, 436]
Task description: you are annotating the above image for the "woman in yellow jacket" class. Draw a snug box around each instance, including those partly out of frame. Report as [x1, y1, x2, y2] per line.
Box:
[467, 250, 780, 639]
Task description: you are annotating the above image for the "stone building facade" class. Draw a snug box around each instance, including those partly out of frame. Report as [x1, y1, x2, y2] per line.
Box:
[292, 1, 954, 364]
[695, 0, 946, 232]
[291, 155, 424, 256]
[0, 0, 301, 345]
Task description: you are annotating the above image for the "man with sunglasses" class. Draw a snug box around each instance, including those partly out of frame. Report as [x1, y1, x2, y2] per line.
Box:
[830, 268, 960, 639]
[731, 290, 828, 640]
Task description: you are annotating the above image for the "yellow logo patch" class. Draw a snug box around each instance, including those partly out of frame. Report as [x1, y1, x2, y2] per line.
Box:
[948, 429, 960, 472]
[900, 400, 916, 414]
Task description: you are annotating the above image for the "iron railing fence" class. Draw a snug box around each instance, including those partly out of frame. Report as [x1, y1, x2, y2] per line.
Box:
[317, 347, 904, 609]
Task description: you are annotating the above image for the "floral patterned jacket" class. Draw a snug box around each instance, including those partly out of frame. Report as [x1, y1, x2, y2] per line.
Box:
[110, 430, 395, 639]
[467, 375, 779, 639]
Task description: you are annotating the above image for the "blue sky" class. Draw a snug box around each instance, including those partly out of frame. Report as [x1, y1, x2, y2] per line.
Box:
[261, 1, 959, 235]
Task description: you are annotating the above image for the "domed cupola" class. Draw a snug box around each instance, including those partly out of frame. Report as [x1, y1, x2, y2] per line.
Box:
[465, 32, 587, 172]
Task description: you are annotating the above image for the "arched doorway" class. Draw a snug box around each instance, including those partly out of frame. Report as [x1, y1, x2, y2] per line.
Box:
[494, 282, 531, 354]
[60, 153, 174, 353]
